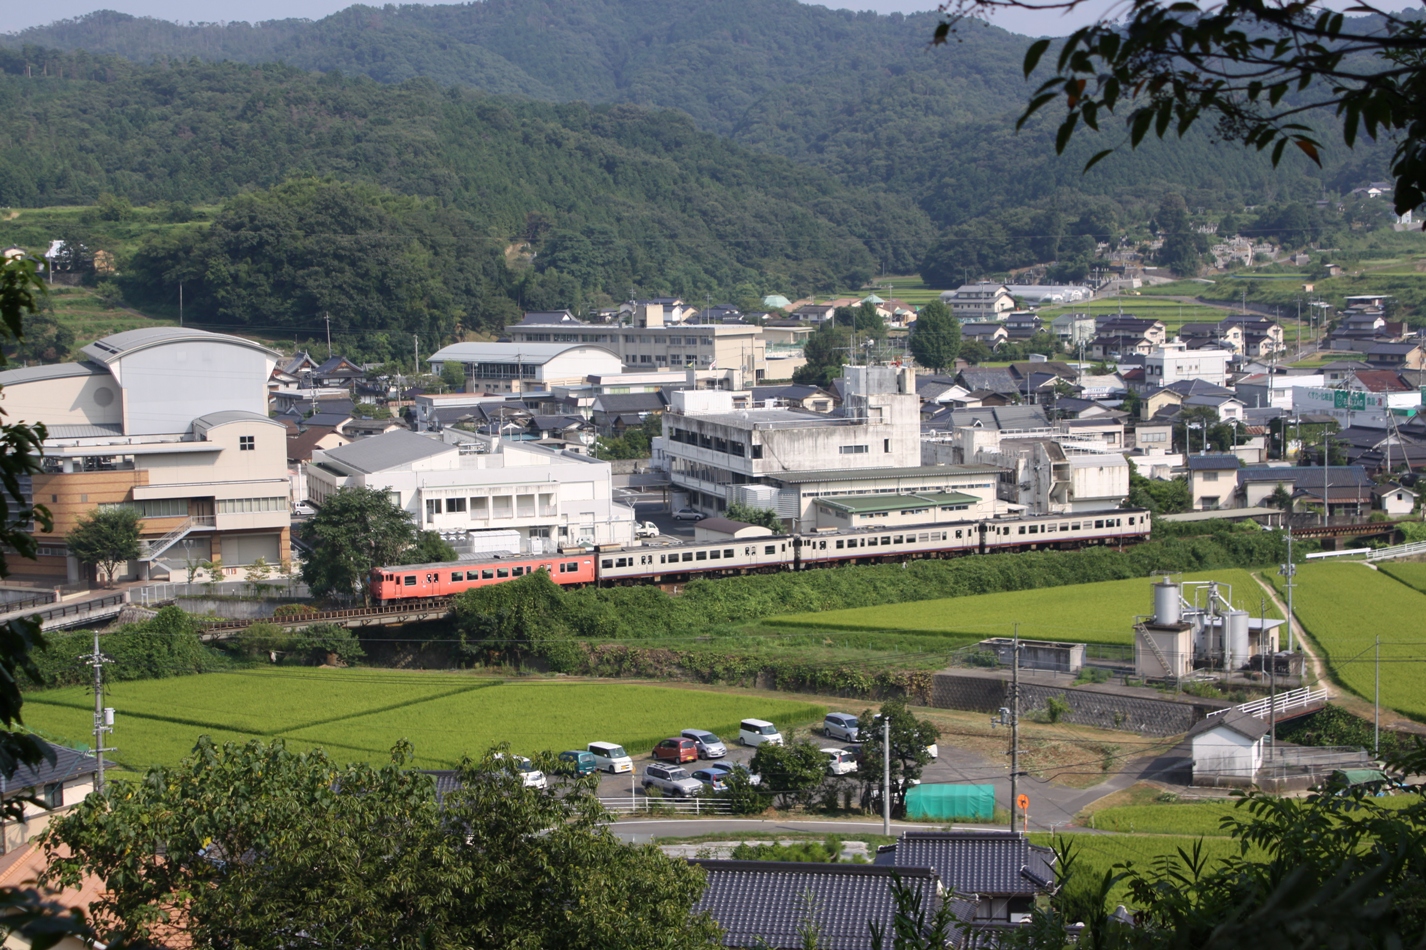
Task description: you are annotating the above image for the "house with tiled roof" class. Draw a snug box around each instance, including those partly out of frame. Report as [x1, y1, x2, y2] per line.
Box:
[692, 859, 973, 950]
[1186, 454, 1241, 509]
[876, 831, 1056, 923]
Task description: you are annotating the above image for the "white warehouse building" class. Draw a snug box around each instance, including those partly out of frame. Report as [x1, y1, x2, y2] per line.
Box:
[307, 429, 634, 551]
[426, 342, 624, 393]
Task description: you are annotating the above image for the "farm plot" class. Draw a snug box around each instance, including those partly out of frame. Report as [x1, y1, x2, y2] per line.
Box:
[281, 683, 825, 766]
[1377, 562, 1426, 596]
[1268, 562, 1426, 719]
[1034, 833, 1264, 905]
[20, 672, 825, 772]
[768, 569, 1277, 645]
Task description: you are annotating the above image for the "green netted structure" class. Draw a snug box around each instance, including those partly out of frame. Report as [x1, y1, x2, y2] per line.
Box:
[904, 783, 995, 821]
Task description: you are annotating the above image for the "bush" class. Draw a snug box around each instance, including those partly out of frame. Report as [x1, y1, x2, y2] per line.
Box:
[1044, 695, 1071, 724]
[28, 606, 230, 689]
[730, 836, 847, 863]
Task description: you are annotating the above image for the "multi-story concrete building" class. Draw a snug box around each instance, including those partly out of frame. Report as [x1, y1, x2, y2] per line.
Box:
[307, 429, 634, 550]
[662, 365, 922, 514]
[942, 283, 1016, 322]
[1143, 342, 1231, 388]
[1, 328, 291, 582]
[504, 311, 767, 382]
[425, 342, 624, 393]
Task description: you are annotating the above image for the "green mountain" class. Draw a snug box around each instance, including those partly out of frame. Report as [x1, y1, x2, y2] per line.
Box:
[8, 0, 1387, 229]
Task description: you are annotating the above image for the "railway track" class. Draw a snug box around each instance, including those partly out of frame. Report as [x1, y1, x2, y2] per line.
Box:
[198, 596, 455, 639]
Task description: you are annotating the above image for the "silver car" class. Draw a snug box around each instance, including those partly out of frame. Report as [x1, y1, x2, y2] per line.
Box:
[681, 729, 728, 758]
[824, 713, 860, 742]
[642, 764, 704, 798]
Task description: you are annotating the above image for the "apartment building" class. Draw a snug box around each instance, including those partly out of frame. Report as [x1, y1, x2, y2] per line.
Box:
[942, 283, 1016, 322]
[1, 327, 291, 582]
[425, 342, 624, 393]
[307, 429, 634, 550]
[505, 310, 767, 382]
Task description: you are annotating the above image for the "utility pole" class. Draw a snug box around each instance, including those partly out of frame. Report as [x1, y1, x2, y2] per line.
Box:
[1010, 623, 1020, 833]
[414, 334, 419, 378]
[1264, 594, 1275, 760]
[882, 714, 891, 836]
[178, 282, 183, 327]
[1280, 530, 1296, 653]
[325, 312, 332, 359]
[1375, 635, 1380, 757]
[84, 630, 114, 793]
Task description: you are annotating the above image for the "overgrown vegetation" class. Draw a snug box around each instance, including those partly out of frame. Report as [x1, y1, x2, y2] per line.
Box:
[27, 606, 230, 689]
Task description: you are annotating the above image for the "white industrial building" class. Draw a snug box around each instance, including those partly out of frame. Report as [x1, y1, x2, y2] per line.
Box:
[1188, 712, 1269, 786]
[1143, 342, 1231, 388]
[307, 429, 634, 551]
[662, 365, 923, 514]
[0, 328, 291, 581]
[928, 426, 1130, 515]
[426, 342, 624, 393]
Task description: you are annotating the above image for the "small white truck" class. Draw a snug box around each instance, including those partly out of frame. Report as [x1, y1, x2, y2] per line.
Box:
[634, 521, 661, 539]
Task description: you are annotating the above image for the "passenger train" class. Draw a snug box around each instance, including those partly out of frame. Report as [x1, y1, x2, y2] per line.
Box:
[368, 509, 1151, 603]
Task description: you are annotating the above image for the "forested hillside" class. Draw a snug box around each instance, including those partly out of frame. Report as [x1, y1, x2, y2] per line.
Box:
[0, 52, 934, 344]
[8, 0, 1389, 230]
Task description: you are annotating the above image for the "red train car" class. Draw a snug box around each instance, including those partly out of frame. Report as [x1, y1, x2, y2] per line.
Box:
[370, 552, 596, 603]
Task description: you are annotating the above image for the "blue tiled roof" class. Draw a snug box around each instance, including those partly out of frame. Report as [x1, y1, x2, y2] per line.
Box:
[890, 831, 1056, 897]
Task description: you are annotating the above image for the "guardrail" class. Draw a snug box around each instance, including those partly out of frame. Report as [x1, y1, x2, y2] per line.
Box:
[132, 581, 311, 606]
[599, 797, 732, 816]
[1305, 547, 1373, 560]
[198, 596, 452, 637]
[1207, 686, 1329, 720]
[1363, 540, 1426, 562]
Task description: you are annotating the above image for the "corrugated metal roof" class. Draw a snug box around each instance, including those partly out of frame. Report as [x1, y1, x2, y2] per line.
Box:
[81, 327, 278, 364]
[817, 491, 979, 514]
[318, 429, 454, 474]
[692, 860, 958, 950]
[44, 423, 123, 439]
[194, 410, 284, 429]
[428, 342, 619, 364]
[0, 361, 105, 386]
[892, 832, 1056, 897]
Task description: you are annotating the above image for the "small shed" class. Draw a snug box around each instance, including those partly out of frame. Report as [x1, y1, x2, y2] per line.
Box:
[1188, 710, 1269, 786]
[1374, 483, 1417, 517]
[694, 518, 774, 542]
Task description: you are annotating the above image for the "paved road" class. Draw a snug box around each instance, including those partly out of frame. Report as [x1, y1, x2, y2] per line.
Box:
[611, 817, 954, 844]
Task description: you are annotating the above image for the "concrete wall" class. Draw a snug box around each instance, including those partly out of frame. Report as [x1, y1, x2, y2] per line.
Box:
[929, 671, 1224, 736]
[113, 339, 273, 435]
[0, 369, 122, 428]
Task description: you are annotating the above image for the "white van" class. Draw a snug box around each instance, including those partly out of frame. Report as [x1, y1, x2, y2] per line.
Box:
[588, 741, 633, 774]
[738, 719, 783, 747]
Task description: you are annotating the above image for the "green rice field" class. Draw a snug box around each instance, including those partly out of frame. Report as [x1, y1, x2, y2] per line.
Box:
[1031, 832, 1263, 903]
[1084, 796, 1412, 836]
[1268, 563, 1426, 719]
[1376, 562, 1426, 595]
[766, 569, 1279, 645]
[22, 670, 825, 772]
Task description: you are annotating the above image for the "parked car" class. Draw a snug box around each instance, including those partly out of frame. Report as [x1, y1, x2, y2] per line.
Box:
[634, 521, 661, 538]
[492, 753, 547, 790]
[673, 507, 706, 522]
[652, 737, 698, 764]
[292, 502, 316, 517]
[557, 750, 598, 776]
[680, 729, 727, 758]
[708, 762, 762, 786]
[690, 767, 729, 792]
[823, 713, 859, 742]
[642, 764, 703, 798]
[588, 741, 633, 774]
[738, 718, 783, 747]
[823, 748, 858, 776]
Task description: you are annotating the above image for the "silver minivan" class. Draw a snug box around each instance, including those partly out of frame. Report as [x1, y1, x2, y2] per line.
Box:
[681, 729, 728, 758]
[588, 741, 633, 774]
[823, 713, 859, 742]
[738, 718, 783, 747]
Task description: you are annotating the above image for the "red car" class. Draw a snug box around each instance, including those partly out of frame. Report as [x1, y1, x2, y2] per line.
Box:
[652, 737, 698, 764]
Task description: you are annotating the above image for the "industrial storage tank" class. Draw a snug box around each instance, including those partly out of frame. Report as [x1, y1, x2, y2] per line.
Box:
[1225, 610, 1250, 670]
[1153, 581, 1181, 626]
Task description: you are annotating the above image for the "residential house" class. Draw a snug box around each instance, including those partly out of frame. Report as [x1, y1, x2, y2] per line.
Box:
[1178, 322, 1243, 352]
[1290, 465, 1374, 517]
[790, 303, 836, 325]
[0, 741, 106, 854]
[1186, 454, 1240, 509]
[589, 391, 667, 434]
[694, 517, 776, 541]
[944, 283, 1016, 322]
[1320, 360, 1373, 384]
[310, 356, 366, 391]
[1375, 483, 1417, 516]
[962, 323, 1009, 349]
[1143, 342, 1231, 388]
[1050, 312, 1097, 347]
[520, 309, 581, 325]
[1089, 315, 1167, 358]
[1128, 419, 1175, 455]
[1003, 312, 1043, 341]
[878, 831, 1056, 924]
[527, 414, 596, 445]
[1189, 710, 1269, 786]
[750, 384, 835, 412]
[286, 426, 350, 464]
[692, 860, 965, 950]
[1366, 342, 1426, 370]
[619, 297, 693, 325]
[953, 367, 1020, 402]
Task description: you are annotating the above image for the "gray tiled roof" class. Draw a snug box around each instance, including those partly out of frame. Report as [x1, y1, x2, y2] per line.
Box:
[1186, 454, 1240, 471]
[0, 742, 104, 798]
[891, 832, 1057, 897]
[318, 429, 454, 474]
[692, 860, 955, 950]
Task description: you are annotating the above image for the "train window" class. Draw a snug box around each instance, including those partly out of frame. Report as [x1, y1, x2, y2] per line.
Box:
[918, 533, 927, 541]
[643, 556, 653, 565]
[482, 570, 494, 580]
[710, 550, 721, 560]
[1127, 516, 1135, 525]
[520, 566, 532, 576]
[427, 573, 438, 583]
[601, 559, 613, 569]
[1029, 526, 1038, 535]
[468, 571, 481, 580]
[1071, 523, 1081, 530]
[882, 536, 891, 545]
[867, 538, 878, 547]
[764, 545, 776, 555]
[682, 552, 694, 562]
[955, 530, 962, 538]
[497, 568, 510, 578]
[818, 541, 826, 550]
[403, 575, 416, 586]
[612, 559, 624, 568]
[893, 535, 903, 544]
[725, 549, 734, 557]
[1094, 520, 1105, 529]
[1018, 526, 1026, 535]
[835, 540, 844, 549]
[451, 572, 463, 582]
[1114, 518, 1122, 527]
[696, 551, 707, 561]
[658, 554, 668, 564]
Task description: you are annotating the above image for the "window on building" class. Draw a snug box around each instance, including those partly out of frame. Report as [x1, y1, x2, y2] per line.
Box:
[445, 497, 467, 513]
[426, 499, 441, 522]
[1201, 471, 1219, 482]
[884, 439, 891, 453]
[42, 782, 63, 809]
[239, 436, 255, 451]
[470, 497, 488, 517]
[839, 445, 869, 455]
[751, 444, 763, 459]
[217, 497, 286, 514]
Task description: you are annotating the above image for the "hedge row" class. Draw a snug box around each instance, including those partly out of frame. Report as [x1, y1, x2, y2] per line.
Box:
[27, 606, 233, 689]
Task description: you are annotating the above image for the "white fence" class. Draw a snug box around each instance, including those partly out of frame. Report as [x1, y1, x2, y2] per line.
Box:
[1305, 547, 1372, 560]
[1207, 686, 1329, 720]
[1363, 540, 1426, 562]
[132, 581, 311, 606]
[599, 797, 732, 816]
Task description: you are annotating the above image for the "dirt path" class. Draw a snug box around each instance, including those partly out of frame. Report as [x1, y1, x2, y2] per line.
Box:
[1251, 572, 1426, 736]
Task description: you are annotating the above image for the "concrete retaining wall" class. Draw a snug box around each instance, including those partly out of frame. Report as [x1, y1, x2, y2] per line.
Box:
[930, 671, 1225, 736]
